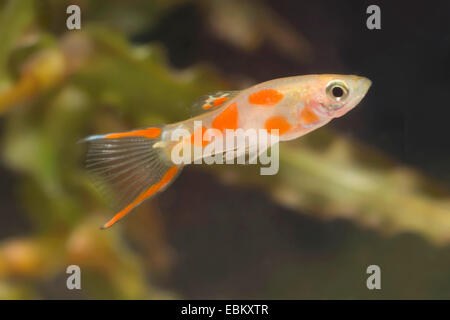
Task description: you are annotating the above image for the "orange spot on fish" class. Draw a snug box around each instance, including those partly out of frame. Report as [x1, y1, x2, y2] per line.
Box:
[248, 89, 283, 106]
[265, 116, 291, 135]
[212, 102, 238, 132]
[300, 106, 320, 124]
[105, 127, 161, 139]
[213, 96, 228, 106]
[190, 126, 210, 147]
[102, 166, 179, 229]
[202, 97, 228, 110]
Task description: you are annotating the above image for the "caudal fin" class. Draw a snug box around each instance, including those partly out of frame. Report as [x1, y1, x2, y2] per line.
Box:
[82, 126, 182, 229]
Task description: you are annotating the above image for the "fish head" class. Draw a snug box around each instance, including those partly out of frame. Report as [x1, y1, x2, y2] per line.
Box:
[301, 74, 372, 119]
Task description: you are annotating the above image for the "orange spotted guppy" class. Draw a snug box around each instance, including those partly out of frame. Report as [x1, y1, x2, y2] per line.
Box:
[83, 74, 371, 228]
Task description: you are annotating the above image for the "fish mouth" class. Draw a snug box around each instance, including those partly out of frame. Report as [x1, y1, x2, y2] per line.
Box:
[362, 77, 372, 90]
[355, 77, 372, 99]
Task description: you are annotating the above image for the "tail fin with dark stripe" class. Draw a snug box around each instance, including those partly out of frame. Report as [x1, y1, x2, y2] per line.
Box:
[82, 126, 182, 229]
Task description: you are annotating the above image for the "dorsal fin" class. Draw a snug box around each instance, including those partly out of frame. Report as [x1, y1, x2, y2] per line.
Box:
[190, 90, 240, 116]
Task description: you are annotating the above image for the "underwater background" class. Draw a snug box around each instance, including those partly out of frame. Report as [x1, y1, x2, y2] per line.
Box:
[0, 0, 449, 299]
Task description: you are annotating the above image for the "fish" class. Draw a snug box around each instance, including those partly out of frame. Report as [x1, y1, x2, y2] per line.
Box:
[82, 74, 372, 229]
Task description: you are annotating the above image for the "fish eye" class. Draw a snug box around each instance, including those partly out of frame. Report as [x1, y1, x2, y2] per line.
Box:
[326, 80, 349, 102]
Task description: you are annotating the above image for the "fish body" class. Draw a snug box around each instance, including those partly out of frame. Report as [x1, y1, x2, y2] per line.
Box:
[83, 74, 371, 228]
